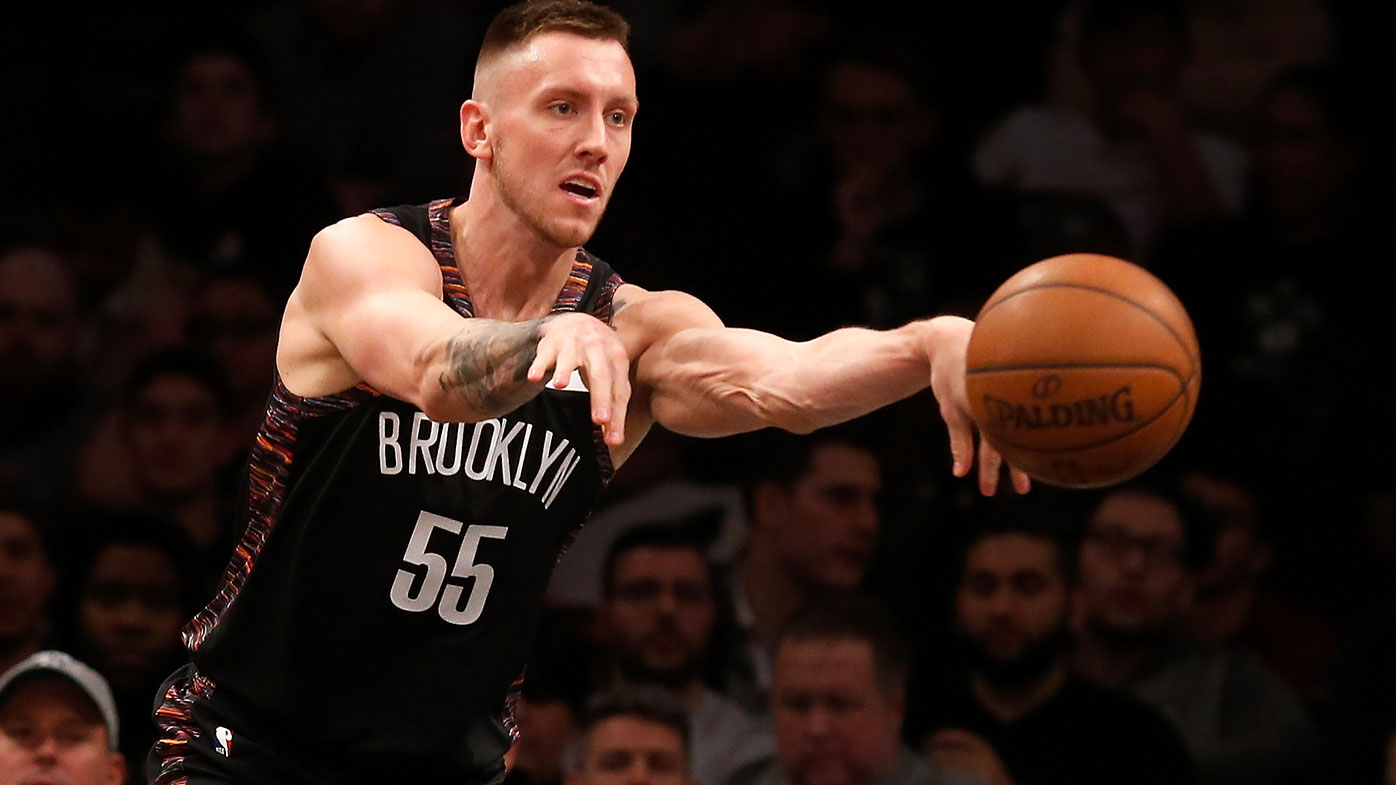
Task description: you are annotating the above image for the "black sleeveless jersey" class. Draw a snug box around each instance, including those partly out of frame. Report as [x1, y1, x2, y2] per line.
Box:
[182, 198, 621, 783]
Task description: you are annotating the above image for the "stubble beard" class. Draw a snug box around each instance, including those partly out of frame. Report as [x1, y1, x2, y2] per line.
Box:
[492, 139, 600, 249]
[617, 647, 703, 690]
[961, 621, 1071, 691]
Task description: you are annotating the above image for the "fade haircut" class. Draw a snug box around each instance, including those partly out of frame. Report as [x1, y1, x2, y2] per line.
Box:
[478, 0, 629, 68]
[776, 590, 910, 694]
[737, 421, 878, 517]
[569, 685, 691, 771]
[601, 521, 713, 599]
[955, 491, 1080, 586]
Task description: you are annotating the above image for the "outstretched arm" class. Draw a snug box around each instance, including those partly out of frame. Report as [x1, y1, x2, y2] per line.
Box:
[616, 287, 1029, 494]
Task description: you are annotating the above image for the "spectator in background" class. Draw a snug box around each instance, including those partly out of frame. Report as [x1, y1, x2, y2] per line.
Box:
[909, 494, 1193, 785]
[507, 685, 581, 785]
[54, 514, 199, 780]
[1179, 462, 1333, 699]
[751, 40, 1016, 337]
[184, 268, 282, 458]
[241, 0, 481, 213]
[1150, 63, 1389, 500]
[599, 524, 775, 785]
[0, 650, 125, 785]
[750, 593, 984, 785]
[1177, 0, 1333, 138]
[718, 427, 881, 711]
[565, 687, 695, 785]
[0, 496, 57, 675]
[74, 348, 238, 568]
[144, 34, 338, 300]
[0, 246, 93, 505]
[1072, 475, 1316, 785]
[973, 0, 1245, 259]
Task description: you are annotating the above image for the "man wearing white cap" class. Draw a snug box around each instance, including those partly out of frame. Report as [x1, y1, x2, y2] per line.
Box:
[0, 650, 126, 785]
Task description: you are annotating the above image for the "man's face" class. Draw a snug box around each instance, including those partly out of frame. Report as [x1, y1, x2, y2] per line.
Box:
[0, 678, 124, 785]
[0, 513, 54, 644]
[955, 534, 1069, 685]
[186, 279, 279, 403]
[819, 62, 932, 177]
[172, 51, 272, 159]
[1077, 492, 1192, 637]
[761, 445, 881, 588]
[80, 544, 184, 688]
[1251, 87, 1354, 221]
[122, 375, 224, 498]
[603, 547, 714, 683]
[476, 32, 637, 249]
[568, 715, 689, 785]
[510, 697, 577, 783]
[771, 639, 902, 785]
[0, 250, 79, 394]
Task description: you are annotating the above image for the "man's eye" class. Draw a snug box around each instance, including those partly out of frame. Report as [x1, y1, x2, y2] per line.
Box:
[551, 102, 573, 115]
[1, 725, 38, 746]
[608, 111, 628, 127]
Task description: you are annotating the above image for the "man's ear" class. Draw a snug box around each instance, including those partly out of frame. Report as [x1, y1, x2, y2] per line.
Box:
[105, 751, 126, 785]
[460, 100, 492, 160]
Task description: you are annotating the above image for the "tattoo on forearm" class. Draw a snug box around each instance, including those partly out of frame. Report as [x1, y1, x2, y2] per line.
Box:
[438, 319, 546, 414]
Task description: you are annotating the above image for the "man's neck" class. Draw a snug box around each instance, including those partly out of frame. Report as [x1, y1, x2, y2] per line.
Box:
[970, 662, 1066, 724]
[451, 194, 579, 322]
[610, 664, 705, 713]
[739, 543, 807, 645]
[1071, 628, 1153, 689]
[1187, 581, 1256, 644]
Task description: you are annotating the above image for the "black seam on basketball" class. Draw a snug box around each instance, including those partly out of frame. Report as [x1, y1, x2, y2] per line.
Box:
[979, 283, 1199, 375]
[967, 361, 1183, 379]
[982, 383, 1189, 454]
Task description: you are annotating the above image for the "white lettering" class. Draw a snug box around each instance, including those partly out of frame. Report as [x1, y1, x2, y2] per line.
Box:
[408, 412, 440, 475]
[379, 413, 403, 475]
[529, 431, 572, 494]
[464, 419, 500, 480]
[436, 423, 466, 475]
[543, 454, 582, 509]
[511, 423, 534, 490]
[489, 420, 528, 486]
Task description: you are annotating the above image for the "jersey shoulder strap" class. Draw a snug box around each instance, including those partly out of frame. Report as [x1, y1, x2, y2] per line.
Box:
[370, 203, 431, 244]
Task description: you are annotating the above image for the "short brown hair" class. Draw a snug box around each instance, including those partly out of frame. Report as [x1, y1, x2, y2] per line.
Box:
[776, 590, 910, 694]
[478, 0, 629, 63]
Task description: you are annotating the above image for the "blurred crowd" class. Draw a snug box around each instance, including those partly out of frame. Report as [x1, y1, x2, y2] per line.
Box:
[2, 0, 1394, 783]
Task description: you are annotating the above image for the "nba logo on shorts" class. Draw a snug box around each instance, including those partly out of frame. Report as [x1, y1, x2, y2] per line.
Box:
[215, 726, 234, 757]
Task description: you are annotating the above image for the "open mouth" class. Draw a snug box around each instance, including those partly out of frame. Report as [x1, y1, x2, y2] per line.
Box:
[560, 177, 599, 200]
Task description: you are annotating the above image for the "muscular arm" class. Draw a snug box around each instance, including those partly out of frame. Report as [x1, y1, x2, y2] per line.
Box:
[283, 215, 550, 421]
[616, 285, 1028, 493]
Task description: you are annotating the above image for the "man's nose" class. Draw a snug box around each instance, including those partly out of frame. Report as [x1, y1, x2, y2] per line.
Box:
[624, 759, 656, 785]
[30, 730, 62, 763]
[575, 112, 609, 164]
[805, 705, 834, 737]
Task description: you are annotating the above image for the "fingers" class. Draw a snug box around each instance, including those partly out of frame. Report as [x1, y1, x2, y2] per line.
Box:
[1010, 465, 1032, 494]
[606, 346, 631, 447]
[941, 404, 974, 478]
[528, 338, 558, 384]
[579, 335, 632, 447]
[535, 317, 631, 447]
[978, 437, 1003, 497]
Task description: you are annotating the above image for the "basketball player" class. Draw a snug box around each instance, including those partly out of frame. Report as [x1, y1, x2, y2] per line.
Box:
[148, 3, 1029, 784]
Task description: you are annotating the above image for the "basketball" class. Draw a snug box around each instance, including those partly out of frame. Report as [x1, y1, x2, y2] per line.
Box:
[965, 253, 1200, 489]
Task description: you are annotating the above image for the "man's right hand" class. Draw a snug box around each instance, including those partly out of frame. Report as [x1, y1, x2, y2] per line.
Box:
[530, 312, 632, 447]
